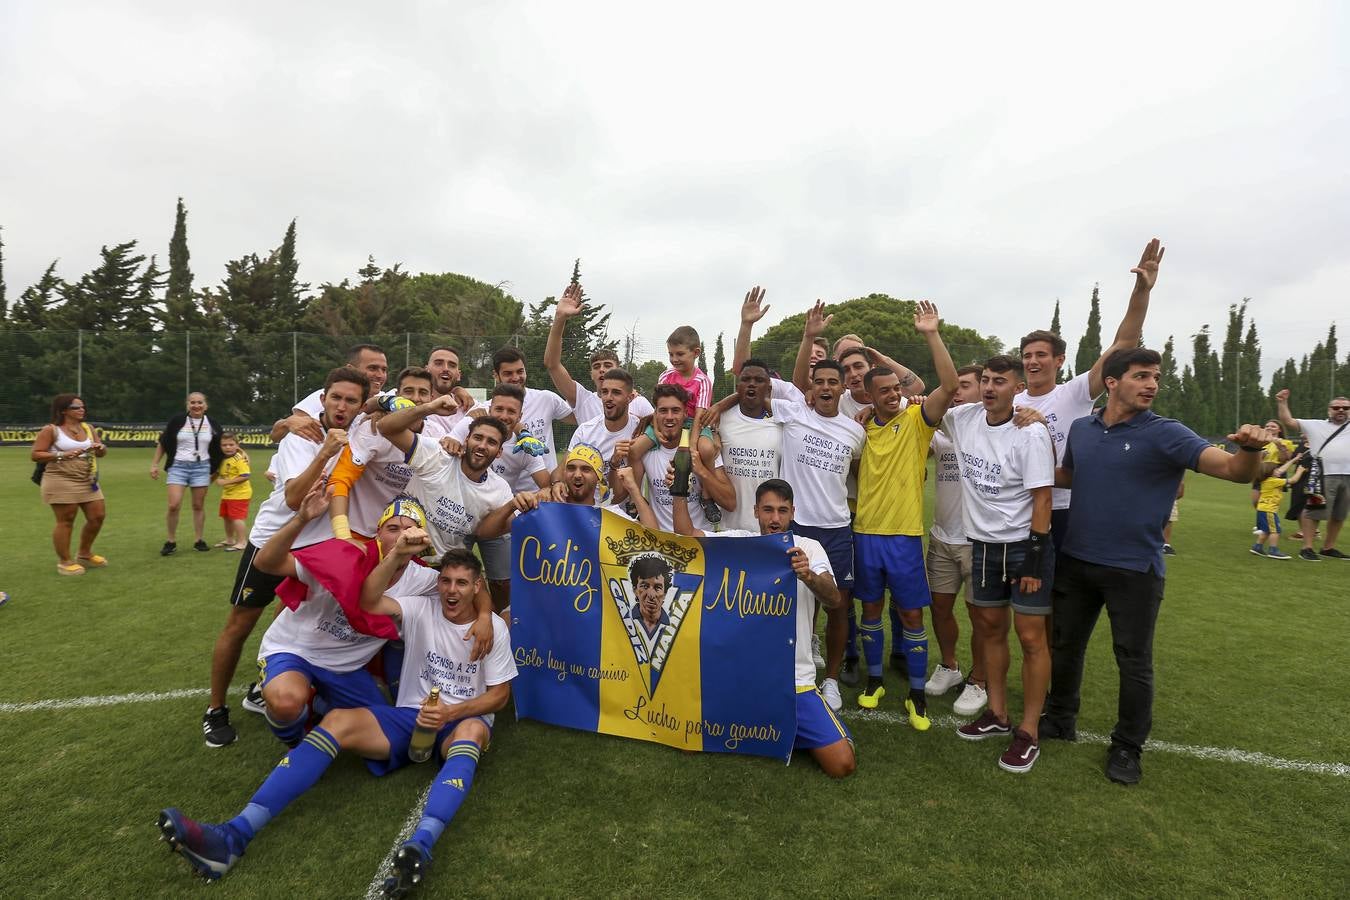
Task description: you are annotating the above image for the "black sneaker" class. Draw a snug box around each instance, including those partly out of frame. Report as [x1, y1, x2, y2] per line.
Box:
[1039, 714, 1078, 742]
[161, 541, 177, 556]
[384, 842, 431, 897]
[202, 706, 238, 748]
[240, 682, 266, 715]
[839, 658, 861, 686]
[194, 540, 210, 552]
[1161, 543, 1176, 556]
[1319, 548, 1349, 560]
[1105, 745, 1142, 785]
[1299, 549, 1321, 561]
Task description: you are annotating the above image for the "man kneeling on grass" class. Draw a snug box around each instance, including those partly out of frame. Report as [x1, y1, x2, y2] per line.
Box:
[670, 480, 856, 778]
[159, 541, 516, 897]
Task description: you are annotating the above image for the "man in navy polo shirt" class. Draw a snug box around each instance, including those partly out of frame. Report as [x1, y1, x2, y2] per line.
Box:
[1040, 347, 1269, 785]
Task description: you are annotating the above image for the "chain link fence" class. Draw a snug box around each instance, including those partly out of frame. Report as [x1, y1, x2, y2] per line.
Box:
[3, 329, 1345, 444]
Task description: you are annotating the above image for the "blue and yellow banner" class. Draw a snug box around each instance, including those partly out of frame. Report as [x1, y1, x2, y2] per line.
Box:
[511, 505, 798, 760]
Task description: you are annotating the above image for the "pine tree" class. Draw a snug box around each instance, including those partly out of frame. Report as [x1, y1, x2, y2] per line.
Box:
[7, 260, 61, 330]
[56, 241, 147, 331]
[1074, 284, 1102, 376]
[1050, 299, 1064, 383]
[127, 255, 165, 332]
[163, 197, 196, 328]
[518, 259, 616, 379]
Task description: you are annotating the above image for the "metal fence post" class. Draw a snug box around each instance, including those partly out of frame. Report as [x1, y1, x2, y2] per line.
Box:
[292, 331, 299, 406]
[77, 329, 83, 396]
[186, 330, 192, 396]
[405, 332, 411, 368]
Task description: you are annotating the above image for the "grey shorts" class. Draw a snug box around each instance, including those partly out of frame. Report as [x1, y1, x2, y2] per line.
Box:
[925, 536, 972, 596]
[1307, 473, 1350, 521]
[466, 533, 512, 581]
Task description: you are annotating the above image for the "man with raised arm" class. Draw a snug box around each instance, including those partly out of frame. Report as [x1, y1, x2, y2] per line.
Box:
[1014, 239, 1165, 547]
[546, 282, 654, 420]
[1041, 347, 1270, 785]
[200, 367, 367, 748]
[559, 368, 641, 502]
[326, 366, 436, 544]
[716, 358, 783, 533]
[158, 540, 514, 898]
[851, 301, 960, 729]
[671, 481, 854, 778]
[764, 346, 864, 711]
[1275, 388, 1350, 560]
[377, 398, 514, 557]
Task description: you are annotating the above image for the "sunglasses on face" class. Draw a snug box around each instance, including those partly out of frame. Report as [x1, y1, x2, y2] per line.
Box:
[1332, 406, 1350, 412]
[66, 405, 85, 410]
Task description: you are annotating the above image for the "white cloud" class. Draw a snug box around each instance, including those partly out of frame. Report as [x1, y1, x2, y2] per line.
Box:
[2, 0, 1346, 383]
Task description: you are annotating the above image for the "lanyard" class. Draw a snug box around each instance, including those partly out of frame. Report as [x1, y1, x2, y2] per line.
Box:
[188, 417, 205, 460]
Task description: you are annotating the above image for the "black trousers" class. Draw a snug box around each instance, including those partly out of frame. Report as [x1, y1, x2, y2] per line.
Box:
[1044, 553, 1165, 753]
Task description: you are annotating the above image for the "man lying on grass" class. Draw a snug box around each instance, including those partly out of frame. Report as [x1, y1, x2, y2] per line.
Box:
[159, 534, 515, 898]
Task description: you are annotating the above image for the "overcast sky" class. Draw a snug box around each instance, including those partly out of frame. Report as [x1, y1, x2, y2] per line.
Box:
[3, 1, 1347, 378]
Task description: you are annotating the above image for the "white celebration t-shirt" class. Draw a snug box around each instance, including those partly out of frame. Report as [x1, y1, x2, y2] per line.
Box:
[403, 434, 513, 556]
[394, 598, 517, 724]
[941, 403, 1056, 544]
[1013, 372, 1096, 510]
[717, 407, 782, 533]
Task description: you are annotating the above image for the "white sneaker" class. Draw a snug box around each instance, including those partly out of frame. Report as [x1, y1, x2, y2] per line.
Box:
[811, 635, 825, 669]
[820, 678, 843, 712]
[924, 664, 964, 696]
[953, 681, 988, 716]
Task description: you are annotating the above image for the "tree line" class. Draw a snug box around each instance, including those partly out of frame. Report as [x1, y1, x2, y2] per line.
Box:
[1, 204, 1346, 432]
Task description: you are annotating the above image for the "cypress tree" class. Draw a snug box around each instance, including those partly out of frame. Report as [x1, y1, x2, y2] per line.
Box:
[1074, 284, 1102, 376]
[164, 197, 195, 328]
[275, 219, 307, 323]
[1050, 299, 1064, 383]
[713, 331, 727, 398]
[0, 225, 7, 322]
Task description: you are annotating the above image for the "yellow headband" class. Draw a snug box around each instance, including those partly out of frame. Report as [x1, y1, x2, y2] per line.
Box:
[378, 496, 428, 531]
[566, 444, 610, 503]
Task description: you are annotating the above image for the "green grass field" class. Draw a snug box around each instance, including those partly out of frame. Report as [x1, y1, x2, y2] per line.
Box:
[1, 445, 1347, 898]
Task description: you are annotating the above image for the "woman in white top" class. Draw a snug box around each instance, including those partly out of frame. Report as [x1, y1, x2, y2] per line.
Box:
[151, 392, 225, 555]
[30, 393, 108, 576]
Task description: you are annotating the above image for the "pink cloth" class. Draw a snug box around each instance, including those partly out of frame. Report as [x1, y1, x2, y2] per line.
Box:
[275, 539, 408, 640]
[657, 367, 712, 418]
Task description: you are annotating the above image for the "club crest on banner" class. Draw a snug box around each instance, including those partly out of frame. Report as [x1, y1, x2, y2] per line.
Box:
[602, 528, 701, 697]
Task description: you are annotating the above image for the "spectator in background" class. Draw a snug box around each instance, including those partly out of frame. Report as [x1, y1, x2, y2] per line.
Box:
[215, 432, 253, 551]
[1251, 455, 1305, 560]
[1162, 480, 1183, 555]
[1275, 390, 1350, 560]
[152, 392, 225, 555]
[31, 393, 108, 576]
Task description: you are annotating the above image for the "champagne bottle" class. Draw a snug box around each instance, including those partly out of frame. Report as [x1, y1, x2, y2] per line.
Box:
[670, 428, 693, 498]
[407, 686, 441, 763]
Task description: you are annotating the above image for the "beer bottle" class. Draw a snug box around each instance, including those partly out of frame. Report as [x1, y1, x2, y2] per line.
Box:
[407, 686, 441, 763]
[670, 428, 693, 498]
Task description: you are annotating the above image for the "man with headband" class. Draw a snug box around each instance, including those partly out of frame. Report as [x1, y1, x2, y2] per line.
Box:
[251, 488, 494, 748]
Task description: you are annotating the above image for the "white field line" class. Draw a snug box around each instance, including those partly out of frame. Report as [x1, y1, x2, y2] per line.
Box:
[363, 783, 431, 900]
[3, 689, 1345, 779]
[0, 687, 209, 712]
[840, 709, 1350, 778]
